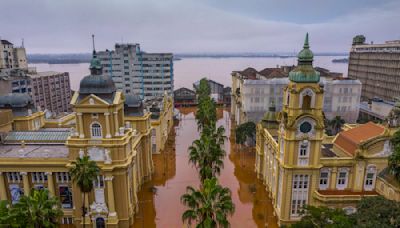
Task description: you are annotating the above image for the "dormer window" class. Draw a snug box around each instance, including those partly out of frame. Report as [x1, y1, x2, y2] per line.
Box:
[91, 122, 102, 138]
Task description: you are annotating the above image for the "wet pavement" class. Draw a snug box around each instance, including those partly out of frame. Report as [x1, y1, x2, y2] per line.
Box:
[132, 108, 278, 228]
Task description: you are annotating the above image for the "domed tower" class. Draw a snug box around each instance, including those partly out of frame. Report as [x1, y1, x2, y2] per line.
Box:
[275, 34, 325, 224]
[68, 46, 152, 227]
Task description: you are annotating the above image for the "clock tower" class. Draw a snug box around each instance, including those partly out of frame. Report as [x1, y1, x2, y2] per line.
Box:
[275, 33, 325, 223]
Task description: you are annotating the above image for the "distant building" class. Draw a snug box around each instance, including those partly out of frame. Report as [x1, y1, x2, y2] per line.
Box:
[348, 36, 400, 101]
[231, 66, 361, 124]
[0, 68, 32, 94]
[29, 71, 72, 114]
[193, 79, 224, 104]
[96, 43, 173, 101]
[223, 87, 231, 106]
[173, 87, 197, 107]
[0, 39, 28, 69]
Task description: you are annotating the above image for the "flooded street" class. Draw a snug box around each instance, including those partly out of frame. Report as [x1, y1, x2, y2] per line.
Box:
[132, 108, 278, 228]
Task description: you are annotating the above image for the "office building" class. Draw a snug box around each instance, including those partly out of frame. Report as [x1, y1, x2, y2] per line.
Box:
[348, 35, 400, 101]
[0, 39, 28, 69]
[96, 43, 173, 101]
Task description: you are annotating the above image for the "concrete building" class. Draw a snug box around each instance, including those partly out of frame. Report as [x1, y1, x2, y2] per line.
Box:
[255, 35, 394, 226]
[96, 43, 173, 101]
[0, 54, 173, 227]
[29, 71, 72, 114]
[231, 67, 361, 124]
[0, 39, 28, 69]
[348, 35, 400, 101]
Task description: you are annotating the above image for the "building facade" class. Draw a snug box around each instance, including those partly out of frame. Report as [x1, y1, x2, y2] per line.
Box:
[173, 87, 197, 107]
[0, 54, 173, 227]
[231, 67, 361, 124]
[348, 36, 400, 101]
[96, 43, 173, 100]
[29, 71, 72, 114]
[0, 39, 28, 69]
[255, 35, 393, 226]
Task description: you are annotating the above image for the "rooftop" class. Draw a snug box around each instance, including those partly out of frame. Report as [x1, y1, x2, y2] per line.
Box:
[334, 122, 386, 155]
[0, 40, 13, 45]
[29, 71, 66, 78]
[4, 130, 70, 144]
[0, 144, 68, 158]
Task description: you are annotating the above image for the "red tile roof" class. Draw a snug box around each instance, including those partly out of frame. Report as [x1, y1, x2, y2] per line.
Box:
[334, 122, 385, 156]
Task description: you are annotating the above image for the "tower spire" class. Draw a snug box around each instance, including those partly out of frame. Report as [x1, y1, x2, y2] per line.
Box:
[304, 33, 309, 49]
[92, 34, 96, 55]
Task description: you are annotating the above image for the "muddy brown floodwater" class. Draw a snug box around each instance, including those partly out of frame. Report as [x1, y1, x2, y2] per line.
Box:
[132, 108, 278, 228]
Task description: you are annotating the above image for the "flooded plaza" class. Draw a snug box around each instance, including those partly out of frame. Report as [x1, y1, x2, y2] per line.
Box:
[132, 108, 278, 228]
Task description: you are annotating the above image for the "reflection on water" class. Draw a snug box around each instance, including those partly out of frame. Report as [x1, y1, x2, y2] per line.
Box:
[132, 108, 278, 228]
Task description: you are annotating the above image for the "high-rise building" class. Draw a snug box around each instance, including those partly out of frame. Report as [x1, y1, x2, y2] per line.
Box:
[96, 43, 173, 101]
[348, 35, 400, 101]
[0, 39, 28, 69]
[29, 71, 72, 114]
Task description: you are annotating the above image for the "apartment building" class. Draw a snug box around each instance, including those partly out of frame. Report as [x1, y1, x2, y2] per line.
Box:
[29, 71, 72, 114]
[231, 67, 361, 124]
[0, 39, 28, 69]
[96, 43, 173, 100]
[348, 35, 400, 101]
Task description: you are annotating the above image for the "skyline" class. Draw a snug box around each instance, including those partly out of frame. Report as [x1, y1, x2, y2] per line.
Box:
[1, 0, 400, 54]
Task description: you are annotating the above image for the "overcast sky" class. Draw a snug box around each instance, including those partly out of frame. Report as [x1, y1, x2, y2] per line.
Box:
[1, 0, 400, 54]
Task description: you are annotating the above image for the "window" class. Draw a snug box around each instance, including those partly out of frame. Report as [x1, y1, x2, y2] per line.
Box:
[94, 176, 105, 188]
[56, 172, 71, 183]
[59, 186, 73, 209]
[298, 141, 309, 166]
[364, 165, 376, 191]
[336, 168, 349, 190]
[291, 174, 309, 217]
[61, 217, 73, 224]
[6, 172, 22, 183]
[319, 169, 330, 190]
[31, 172, 47, 183]
[91, 122, 102, 138]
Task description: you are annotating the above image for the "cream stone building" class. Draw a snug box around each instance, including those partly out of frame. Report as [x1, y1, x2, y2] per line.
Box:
[255, 35, 394, 226]
[0, 53, 173, 227]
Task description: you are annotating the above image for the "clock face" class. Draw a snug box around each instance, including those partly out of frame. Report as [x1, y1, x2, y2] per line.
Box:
[300, 121, 312, 133]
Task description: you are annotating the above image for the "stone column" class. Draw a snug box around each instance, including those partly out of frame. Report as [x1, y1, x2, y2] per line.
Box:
[132, 163, 139, 213]
[77, 113, 85, 138]
[104, 112, 111, 138]
[105, 175, 118, 223]
[46, 172, 55, 196]
[21, 172, 30, 196]
[113, 111, 119, 136]
[0, 172, 7, 200]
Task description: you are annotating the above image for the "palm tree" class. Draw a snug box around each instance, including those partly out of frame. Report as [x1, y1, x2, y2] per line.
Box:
[69, 155, 100, 228]
[330, 116, 345, 135]
[235, 122, 256, 146]
[188, 132, 226, 182]
[196, 97, 217, 130]
[10, 188, 63, 227]
[181, 178, 235, 228]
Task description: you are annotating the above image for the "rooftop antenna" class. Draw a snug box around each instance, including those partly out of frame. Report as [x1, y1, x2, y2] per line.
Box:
[21, 38, 24, 48]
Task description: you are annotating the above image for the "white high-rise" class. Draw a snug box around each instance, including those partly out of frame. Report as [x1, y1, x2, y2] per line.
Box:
[97, 43, 173, 101]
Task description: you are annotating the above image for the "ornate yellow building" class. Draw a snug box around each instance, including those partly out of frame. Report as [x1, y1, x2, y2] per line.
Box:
[256, 34, 394, 226]
[0, 53, 173, 227]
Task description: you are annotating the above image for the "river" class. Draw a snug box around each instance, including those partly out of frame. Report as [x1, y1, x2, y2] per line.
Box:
[31, 56, 348, 91]
[131, 107, 278, 228]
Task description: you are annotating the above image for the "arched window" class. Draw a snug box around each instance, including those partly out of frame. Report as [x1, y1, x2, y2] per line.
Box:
[298, 140, 309, 166]
[364, 165, 377, 191]
[91, 122, 102, 138]
[299, 88, 315, 109]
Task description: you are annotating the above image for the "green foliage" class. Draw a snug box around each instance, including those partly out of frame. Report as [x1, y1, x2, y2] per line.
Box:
[325, 116, 345, 136]
[352, 196, 400, 227]
[69, 155, 100, 227]
[292, 205, 354, 228]
[389, 130, 400, 182]
[0, 189, 63, 227]
[181, 178, 235, 228]
[235, 122, 256, 145]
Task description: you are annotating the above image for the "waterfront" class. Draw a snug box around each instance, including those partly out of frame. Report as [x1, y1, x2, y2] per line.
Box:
[31, 56, 348, 91]
[132, 107, 278, 228]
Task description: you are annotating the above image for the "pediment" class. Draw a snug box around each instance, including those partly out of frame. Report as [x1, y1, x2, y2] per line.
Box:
[78, 94, 110, 106]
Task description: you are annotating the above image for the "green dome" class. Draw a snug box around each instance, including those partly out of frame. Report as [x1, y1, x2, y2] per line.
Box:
[90, 56, 102, 70]
[289, 33, 320, 83]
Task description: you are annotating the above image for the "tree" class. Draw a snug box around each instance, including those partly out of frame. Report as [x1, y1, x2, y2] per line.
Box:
[291, 205, 354, 228]
[0, 200, 12, 226]
[196, 96, 217, 130]
[235, 122, 256, 145]
[10, 188, 63, 228]
[188, 129, 226, 182]
[389, 130, 400, 182]
[329, 116, 345, 135]
[352, 196, 400, 227]
[69, 155, 100, 228]
[181, 178, 235, 228]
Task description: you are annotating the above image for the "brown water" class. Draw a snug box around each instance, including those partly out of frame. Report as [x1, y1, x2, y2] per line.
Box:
[132, 108, 278, 228]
